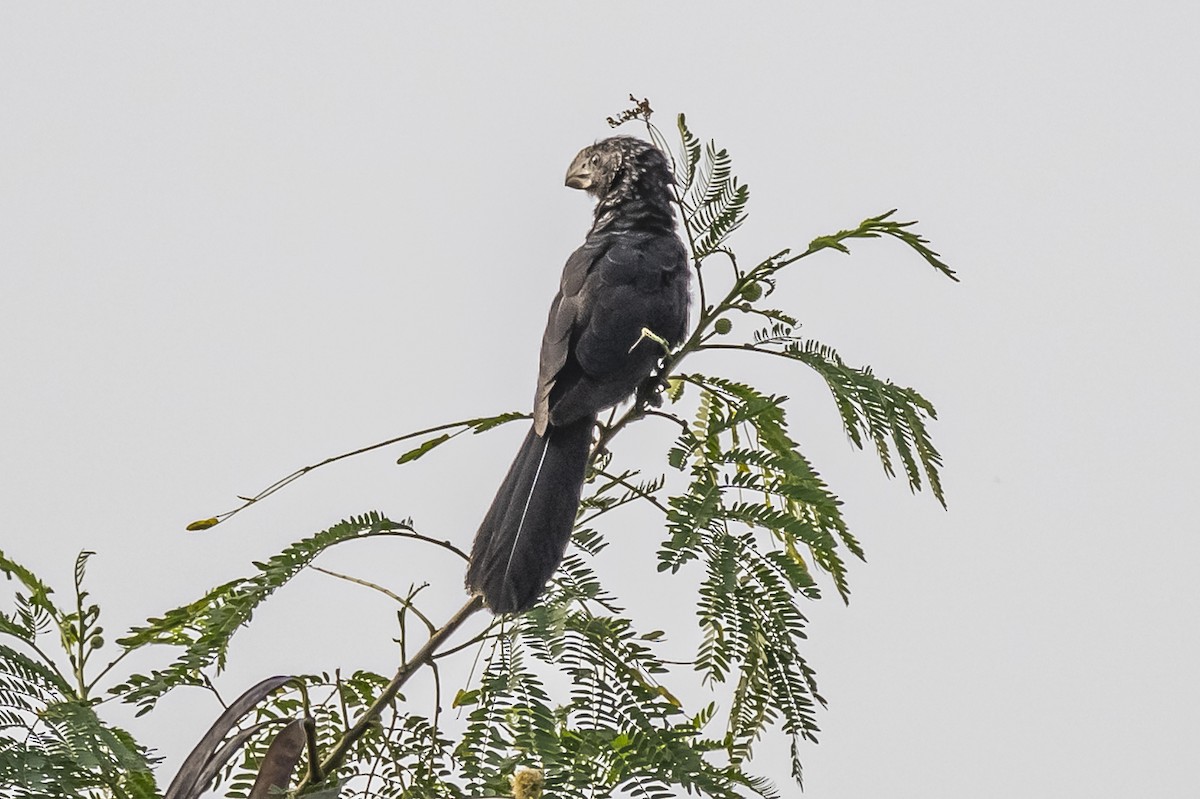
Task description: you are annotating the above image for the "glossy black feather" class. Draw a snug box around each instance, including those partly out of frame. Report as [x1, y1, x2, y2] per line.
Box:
[465, 418, 593, 613]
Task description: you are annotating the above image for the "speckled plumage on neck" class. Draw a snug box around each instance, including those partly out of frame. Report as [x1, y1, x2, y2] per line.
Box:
[564, 136, 677, 234]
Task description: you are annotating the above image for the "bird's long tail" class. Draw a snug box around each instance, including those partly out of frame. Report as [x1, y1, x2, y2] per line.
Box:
[466, 416, 594, 613]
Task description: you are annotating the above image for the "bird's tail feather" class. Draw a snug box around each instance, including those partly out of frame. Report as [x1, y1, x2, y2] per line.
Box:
[466, 416, 594, 613]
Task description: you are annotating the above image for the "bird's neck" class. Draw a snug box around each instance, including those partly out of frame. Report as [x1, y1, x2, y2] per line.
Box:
[592, 194, 676, 234]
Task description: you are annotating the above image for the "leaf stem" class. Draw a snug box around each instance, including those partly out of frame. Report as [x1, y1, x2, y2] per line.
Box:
[197, 413, 528, 528]
[71, 563, 87, 700]
[85, 648, 132, 696]
[591, 469, 672, 516]
[309, 566, 437, 635]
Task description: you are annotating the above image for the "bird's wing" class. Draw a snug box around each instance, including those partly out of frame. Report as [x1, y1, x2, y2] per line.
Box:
[537, 231, 689, 429]
[534, 239, 607, 435]
[571, 232, 689, 378]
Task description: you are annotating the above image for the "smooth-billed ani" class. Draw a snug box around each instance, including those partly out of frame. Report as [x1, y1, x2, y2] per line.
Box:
[466, 136, 691, 614]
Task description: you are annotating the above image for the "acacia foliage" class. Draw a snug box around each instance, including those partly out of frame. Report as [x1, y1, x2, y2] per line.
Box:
[0, 110, 954, 798]
[0, 550, 159, 799]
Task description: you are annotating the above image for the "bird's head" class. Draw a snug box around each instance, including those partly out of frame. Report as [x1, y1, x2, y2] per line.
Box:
[565, 139, 624, 197]
[564, 136, 672, 206]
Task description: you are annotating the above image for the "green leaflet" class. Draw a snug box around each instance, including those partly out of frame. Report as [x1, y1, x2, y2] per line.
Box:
[112, 512, 417, 715]
[808, 209, 959, 281]
[674, 115, 750, 263]
[396, 433, 452, 465]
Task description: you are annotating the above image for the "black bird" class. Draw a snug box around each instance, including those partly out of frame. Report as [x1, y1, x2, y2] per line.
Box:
[466, 136, 691, 614]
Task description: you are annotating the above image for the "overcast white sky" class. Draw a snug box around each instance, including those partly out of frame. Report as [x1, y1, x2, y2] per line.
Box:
[2, 4, 1198, 797]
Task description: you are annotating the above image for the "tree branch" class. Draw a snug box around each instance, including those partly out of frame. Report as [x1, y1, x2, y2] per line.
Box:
[297, 594, 484, 791]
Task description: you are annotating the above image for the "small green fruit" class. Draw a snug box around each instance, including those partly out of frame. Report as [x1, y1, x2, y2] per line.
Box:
[714, 318, 733, 335]
[741, 282, 763, 301]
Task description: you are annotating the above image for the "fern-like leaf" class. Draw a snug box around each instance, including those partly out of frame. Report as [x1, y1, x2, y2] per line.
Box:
[113, 512, 418, 714]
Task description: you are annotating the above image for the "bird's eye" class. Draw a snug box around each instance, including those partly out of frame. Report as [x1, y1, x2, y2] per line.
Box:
[590, 154, 600, 166]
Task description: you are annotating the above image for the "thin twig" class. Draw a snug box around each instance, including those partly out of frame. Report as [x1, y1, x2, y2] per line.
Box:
[85, 648, 133, 696]
[589, 469, 672, 516]
[72, 569, 87, 699]
[23, 641, 66, 686]
[427, 661, 443, 786]
[695, 342, 836, 373]
[645, 118, 708, 317]
[200, 672, 227, 709]
[297, 594, 484, 791]
[334, 669, 349, 731]
[641, 408, 689, 432]
[201, 414, 528, 527]
[371, 530, 471, 563]
[431, 627, 502, 661]
[310, 566, 438, 637]
[361, 695, 401, 798]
